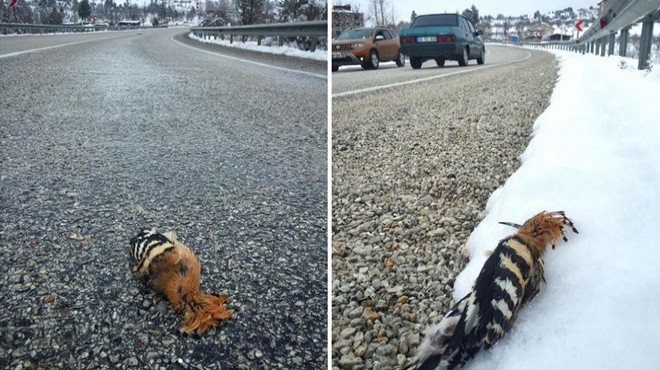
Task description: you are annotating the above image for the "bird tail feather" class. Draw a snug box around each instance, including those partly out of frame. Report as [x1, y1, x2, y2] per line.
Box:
[180, 292, 233, 334]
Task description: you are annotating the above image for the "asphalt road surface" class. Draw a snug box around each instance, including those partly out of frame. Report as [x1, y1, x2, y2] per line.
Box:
[1, 28, 327, 369]
[332, 45, 532, 96]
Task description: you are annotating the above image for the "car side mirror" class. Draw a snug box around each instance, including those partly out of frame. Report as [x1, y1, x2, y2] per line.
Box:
[474, 30, 483, 36]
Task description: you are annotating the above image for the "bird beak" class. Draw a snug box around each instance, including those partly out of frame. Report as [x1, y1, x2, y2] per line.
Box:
[498, 221, 522, 229]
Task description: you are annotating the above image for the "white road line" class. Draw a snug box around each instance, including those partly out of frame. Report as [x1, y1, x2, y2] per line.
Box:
[333, 49, 531, 98]
[0, 34, 129, 59]
[171, 35, 327, 80]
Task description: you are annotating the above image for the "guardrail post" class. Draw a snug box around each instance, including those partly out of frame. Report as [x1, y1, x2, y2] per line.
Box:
[257, 36, 262, 46]
[279, 35, 284, 47]
[638, 13, 654, 70]
[608, 33, 615, 56]
[619, 27, 629, 57]
[599, 37, 607, 56]
[594, 40, 600, 54]
[230, 35, 233, 44]
[310, 37, 317, 52]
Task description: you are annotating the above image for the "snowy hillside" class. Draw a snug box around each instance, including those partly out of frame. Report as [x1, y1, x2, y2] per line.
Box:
[451, 50, 660, 369]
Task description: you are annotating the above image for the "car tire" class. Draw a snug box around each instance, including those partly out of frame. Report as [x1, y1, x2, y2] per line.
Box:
[458, 47, 469, 66]
[435, 58, 445, 67]
[477, 47, 485, 65]
[395, 50, 405, 67]
[368, 49, 380, 69]
[332, 65, 339, 72]
[410, 57, 423, 69]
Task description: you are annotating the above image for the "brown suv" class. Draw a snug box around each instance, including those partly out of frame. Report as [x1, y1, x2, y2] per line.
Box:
[332, 27, 405, 71]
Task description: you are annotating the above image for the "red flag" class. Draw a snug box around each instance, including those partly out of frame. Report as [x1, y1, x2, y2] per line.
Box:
[9, 0, 17, 7]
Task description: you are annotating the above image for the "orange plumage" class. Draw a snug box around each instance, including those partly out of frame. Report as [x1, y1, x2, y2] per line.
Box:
[506, 210, 578, 253]
[129, 230, 233, 334]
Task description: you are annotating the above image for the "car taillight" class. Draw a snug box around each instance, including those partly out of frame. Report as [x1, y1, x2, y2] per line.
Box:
[401, 37, 416, 44]
[437, 35, 454, 42]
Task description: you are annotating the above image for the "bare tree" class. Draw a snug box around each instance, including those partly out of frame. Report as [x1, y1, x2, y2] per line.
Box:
[377, 0, 385, 25]
[367, 0, 396, 26]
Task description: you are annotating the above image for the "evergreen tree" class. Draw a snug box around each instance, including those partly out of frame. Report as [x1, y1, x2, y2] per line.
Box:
[11, 0, 35, 23]
[158, 0, 166, 19]
[410, 10, 416, 23]
[236, 0, 266, 25]
[469, 4, 479, 25]
[78, 0, 91, 20]
[166, 5, 177, 19]
[104, 0, 114, 13]
[147, 0, 159, 15]
[46, 6, 63, 24]
[278, 0, 303, 22]
[462, 5, 478, 25]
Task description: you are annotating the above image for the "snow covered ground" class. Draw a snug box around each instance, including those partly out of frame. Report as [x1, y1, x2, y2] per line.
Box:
[451, 49, 660, 369]
[188, 32, 327, 62]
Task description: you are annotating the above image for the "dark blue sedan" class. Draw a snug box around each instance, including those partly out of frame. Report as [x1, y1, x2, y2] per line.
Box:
[400, 13, 485, 69]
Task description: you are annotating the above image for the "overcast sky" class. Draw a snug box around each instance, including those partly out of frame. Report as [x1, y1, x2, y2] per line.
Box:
[335, 0, 599, 24]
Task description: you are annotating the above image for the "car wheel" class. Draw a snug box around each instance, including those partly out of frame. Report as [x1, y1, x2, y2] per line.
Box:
[410, 57, 423, 69]
[458, 47, 469, 66]
[435, 58, 445, 67]
[395, 50, 405, 67]
[332, 65, 339, 72]
[477, 47, 485, 65]
[368, 49, 380, 69]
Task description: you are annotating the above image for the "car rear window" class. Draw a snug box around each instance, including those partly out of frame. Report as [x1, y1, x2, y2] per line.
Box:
[335, 28, 373, 40]
[411, 14, 458, 27]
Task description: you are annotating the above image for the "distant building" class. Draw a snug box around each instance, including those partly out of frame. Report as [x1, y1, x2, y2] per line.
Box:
[172, 0, 194, 12]
[528, 22, 554, 39]
[549, 33, 572, 41]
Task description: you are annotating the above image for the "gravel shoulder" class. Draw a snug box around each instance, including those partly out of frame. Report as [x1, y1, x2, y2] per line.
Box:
[0, 28, 327, 369]
[331, 48, 558, 369]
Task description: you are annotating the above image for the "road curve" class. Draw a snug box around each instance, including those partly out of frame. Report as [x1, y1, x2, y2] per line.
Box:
[332, 45, 531, 96]
[1, 28, 327, 369]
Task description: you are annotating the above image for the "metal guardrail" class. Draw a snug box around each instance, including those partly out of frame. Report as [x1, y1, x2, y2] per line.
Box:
[190, 21, 327, 52]
[0, 23, 167, 35]
[576, 0, 659, 45]
[517, 0, 660, 70]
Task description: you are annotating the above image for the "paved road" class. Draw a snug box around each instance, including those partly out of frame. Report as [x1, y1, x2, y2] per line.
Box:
[1, 28, 327, 369]
[332, 45, 531, 96]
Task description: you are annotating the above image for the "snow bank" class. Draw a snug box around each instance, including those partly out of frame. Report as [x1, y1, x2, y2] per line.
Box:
[188, 32, 327, 61]
[454, 51, 660, 369]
